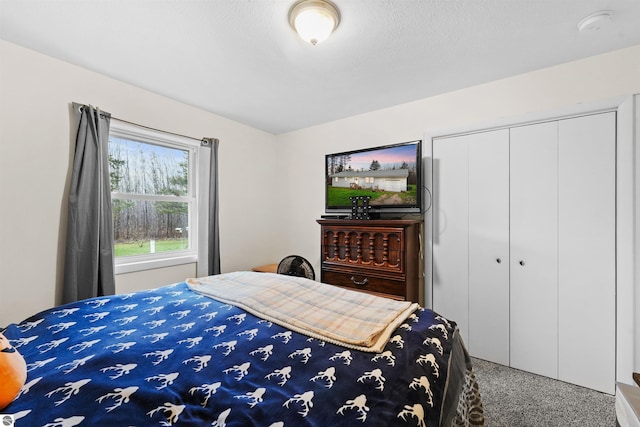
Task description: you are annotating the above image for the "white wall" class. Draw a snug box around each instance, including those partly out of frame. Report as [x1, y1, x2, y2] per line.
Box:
[636, 94, 640, 374]
[275, 45, 640, 380]
[0, 40, 281, 327]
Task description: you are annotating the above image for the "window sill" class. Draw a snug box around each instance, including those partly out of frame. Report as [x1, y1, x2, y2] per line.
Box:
[115, 254, 197, 275]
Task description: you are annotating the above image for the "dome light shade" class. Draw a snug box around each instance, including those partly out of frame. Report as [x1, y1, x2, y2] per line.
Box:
[289, 0, 340, 45]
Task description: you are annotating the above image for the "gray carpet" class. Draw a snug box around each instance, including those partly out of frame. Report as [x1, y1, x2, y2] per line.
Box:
[471, 357, 616, 427]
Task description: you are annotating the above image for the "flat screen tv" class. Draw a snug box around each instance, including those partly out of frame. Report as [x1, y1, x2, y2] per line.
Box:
[325, 140, 423, 215]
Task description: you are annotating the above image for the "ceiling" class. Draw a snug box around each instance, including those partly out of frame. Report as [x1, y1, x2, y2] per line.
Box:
[1, 1, 639, 135]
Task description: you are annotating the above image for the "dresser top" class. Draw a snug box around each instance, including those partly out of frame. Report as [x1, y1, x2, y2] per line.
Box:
[317, 218, 422, 226]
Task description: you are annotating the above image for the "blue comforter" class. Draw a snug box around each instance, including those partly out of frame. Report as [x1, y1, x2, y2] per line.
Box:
[2, 280, 463, 426]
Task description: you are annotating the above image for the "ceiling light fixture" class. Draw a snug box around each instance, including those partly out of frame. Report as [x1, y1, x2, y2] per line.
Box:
[289, 0, 340, 46]
[577, 10, 613, 32]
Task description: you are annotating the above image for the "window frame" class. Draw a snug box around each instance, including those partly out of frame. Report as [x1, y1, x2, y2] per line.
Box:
[108, 121, 201, 274]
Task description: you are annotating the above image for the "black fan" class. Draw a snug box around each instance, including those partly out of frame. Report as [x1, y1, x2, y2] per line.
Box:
[277, 255, 315, 280]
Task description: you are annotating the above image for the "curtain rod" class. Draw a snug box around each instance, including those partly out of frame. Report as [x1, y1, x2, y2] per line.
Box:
[72, 102, 219, 145]
[111, 117, 219, 145]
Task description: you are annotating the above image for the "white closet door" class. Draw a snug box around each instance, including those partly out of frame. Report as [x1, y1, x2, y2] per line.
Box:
[433, 135, 469, 343]
[468, 129, 510, 365]
[509, 122, 559, 379]
[558, 112, 616, 394]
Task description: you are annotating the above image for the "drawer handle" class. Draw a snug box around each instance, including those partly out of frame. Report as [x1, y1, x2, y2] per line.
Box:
[350, 276, 368, 287]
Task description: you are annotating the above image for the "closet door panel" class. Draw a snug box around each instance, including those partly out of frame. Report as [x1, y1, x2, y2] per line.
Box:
[468, 129, 510, 365]
[558, 112, 616, 394]
[433, 136, 469, 343]
[509, 122, 558, 379]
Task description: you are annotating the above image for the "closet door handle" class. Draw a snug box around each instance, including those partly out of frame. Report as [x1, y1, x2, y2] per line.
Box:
[496, 258, 502, 264]
[519, 260, 525, 266]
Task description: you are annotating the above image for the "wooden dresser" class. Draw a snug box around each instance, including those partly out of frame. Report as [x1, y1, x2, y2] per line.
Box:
[317, 219, 422, 303]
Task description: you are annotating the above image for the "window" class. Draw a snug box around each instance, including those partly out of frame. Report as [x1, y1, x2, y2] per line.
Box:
[108, 121, 201, 273]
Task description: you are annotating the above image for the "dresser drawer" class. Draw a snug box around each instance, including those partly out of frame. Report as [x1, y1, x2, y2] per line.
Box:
[322, 269, 406, 299]
[317, 219, 423, 304]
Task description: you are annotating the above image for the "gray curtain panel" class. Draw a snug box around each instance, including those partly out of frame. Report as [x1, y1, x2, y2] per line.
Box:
[63, 104, 116, 303]
[203, 137, 221, 275]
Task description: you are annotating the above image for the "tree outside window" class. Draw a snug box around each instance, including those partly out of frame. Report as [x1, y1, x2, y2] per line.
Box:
[108, 135, 195, 258]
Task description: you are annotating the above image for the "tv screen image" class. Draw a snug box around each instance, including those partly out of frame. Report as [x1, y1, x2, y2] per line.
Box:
[325, 140, 422, 214]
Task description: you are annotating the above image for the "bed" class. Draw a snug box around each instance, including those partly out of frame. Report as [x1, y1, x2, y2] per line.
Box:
[1, 271, 484, 426]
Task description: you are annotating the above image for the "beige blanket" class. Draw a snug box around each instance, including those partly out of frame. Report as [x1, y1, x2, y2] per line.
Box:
[187, 271, 419, 353]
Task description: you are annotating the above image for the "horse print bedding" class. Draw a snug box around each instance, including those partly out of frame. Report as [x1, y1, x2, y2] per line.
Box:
[1, 272, 484, 426]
